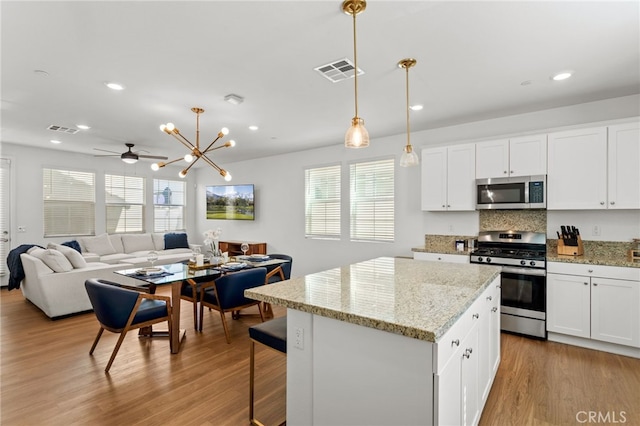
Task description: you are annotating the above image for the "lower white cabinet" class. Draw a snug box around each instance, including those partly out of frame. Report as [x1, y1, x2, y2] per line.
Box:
[435, 278, 500, 426]
[414, 252, 470, 264]
[547, 262, 640, 349]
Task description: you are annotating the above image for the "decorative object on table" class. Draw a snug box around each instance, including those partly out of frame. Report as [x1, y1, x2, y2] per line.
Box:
[398, 58, 419, 167]
[153, 107, 235, 180]
[241, 242, 250, 256]
[342, 0, 369, 149]
[203, 227, 223, 261]
[147, 250, 159, 267]
[556, 225, 584, 256]
[84, 278, 173, 372]
[205, 184, 255, 220]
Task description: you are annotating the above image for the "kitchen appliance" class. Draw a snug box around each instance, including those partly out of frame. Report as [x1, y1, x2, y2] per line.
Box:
[470, 230, 547, 339]
[475, 175, 546, 210]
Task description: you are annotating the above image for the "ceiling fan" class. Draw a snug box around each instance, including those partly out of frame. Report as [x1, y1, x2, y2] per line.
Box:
[93, 143, 168, 164]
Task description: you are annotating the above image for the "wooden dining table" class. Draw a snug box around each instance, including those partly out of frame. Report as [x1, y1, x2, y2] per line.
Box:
[114, 257, 291, 353]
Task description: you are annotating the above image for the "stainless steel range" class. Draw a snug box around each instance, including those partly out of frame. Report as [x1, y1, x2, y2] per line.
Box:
[470, 231, 547, 339]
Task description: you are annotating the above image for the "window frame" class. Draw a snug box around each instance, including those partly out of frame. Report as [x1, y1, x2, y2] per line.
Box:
[304, 163, 342, 240]
[104, 173, 145, 234]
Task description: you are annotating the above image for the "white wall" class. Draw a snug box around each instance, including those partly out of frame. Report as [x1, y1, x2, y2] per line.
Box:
[3, 94, 639, 282]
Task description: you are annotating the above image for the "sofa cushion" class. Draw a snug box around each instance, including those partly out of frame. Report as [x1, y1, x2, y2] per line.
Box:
[98, 253, 136, 264]
[79, 233, 117, 256]
[121, 234, 155, 253]
[28, 247, 74, 273]
[61, 240, 81, 252]
[109, 234, 124, 254]
[152, 233, 166, 251]
[164, 233, 189, 249]
[47, 243, 87, 269]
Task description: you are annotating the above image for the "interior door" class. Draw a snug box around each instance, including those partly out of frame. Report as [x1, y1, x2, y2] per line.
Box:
[0, 158, 11, 284]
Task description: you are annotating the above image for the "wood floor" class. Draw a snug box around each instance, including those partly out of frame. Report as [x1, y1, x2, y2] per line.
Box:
[1, 287, 639, 425]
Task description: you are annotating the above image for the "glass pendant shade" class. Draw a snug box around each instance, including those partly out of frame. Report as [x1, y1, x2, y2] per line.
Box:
[400, 146, 419, 167]
[345, 117, 370, 148]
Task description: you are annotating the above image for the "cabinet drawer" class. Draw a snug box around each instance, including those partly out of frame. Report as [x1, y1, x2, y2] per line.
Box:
[435, 310, 473, 374]
[548, 262, 640, 281]
[414, 252, 469, 264]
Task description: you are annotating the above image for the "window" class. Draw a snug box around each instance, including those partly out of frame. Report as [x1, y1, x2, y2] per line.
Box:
[153, 179, 185, 232]
[43, 168, 95, 237]
[105, 174, 145, 233]
[305, 165, 341, 239]
[350, 158, 394, 242]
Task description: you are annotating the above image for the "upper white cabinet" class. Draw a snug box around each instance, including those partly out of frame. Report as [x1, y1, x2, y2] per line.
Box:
[547, 123, 640, 210]
[547, 127, 608, 210]
[422, 144, 476, 211]
[475, 134, 547, 179]
[608, 122, 640, 209]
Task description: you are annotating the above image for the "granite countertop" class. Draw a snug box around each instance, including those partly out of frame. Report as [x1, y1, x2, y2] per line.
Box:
[411, 246, 470, 255]
[547, 250, 640, 268]
[245, 257, 501, 343]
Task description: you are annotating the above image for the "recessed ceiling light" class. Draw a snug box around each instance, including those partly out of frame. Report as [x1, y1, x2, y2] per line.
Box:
[409, 104, 423, 111]
[50, 139, 62, 144]
[224, 94, 244, 105]
[76, 124, 90, 130]
[105, 82, 124, 90]
[551, 72, 573, 81]
[249, 125, 259, 131]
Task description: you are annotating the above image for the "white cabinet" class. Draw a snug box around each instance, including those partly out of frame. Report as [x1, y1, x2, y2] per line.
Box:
[475, 134, 547, 179]
[608, 122, 640, 209]
[547, 122, 640, 210]
[414, 252, 470, 264]
[434, 278, 500, 426]
[547, 262, 640, 348]
[422, 144, 476, 211]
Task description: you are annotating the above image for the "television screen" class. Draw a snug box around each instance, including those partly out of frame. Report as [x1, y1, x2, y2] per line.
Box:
[206, 184, 255, 220]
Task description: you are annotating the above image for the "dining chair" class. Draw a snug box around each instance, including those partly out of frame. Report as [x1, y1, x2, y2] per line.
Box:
[199, 267, 267, 343]
[84, 278, 173, 373]
[181, 278, 217, 331]
[265, 254, 292, 284]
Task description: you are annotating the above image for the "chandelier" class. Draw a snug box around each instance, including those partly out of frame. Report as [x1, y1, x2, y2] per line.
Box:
[342, 0, 369, 148]
[152, 107, 235, 180]
[398, 58, 419, 167]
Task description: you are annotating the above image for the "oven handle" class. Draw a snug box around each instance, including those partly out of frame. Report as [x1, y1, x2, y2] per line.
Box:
[501, 266, 546, 277]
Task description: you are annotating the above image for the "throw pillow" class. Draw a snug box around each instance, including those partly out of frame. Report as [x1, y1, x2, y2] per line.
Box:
[61, 240, 81, 252]
[164, 233, 189, 249]
[79, 233, 117, 256]
[47, 243, 87, 269]
[29, 247, 73, 273]
[121, 234, 155, 253]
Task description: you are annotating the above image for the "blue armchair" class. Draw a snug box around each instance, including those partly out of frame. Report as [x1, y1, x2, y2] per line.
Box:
[199, 267, 267, 343]
[84, 278, 173, 373]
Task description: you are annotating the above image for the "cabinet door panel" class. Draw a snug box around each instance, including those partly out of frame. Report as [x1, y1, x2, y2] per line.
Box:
[547, 127, 607, 210]
[447, 144, 476, 211]
[509, 134, 547, 177]
[435, 353, 462, 426]
[461, 324, 480, 426]
[421, 148, 447, 211]
[547, 273, 591, 338]
[608, 122, 640, 209]
[591, 278, 640, 347]
[475, 139, 509, 179]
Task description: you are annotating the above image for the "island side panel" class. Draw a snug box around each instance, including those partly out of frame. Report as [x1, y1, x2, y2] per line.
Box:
[287, 309, 314, 425]
[309, 314, 434, 425]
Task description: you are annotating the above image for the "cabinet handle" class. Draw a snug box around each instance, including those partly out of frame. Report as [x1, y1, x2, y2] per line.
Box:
[584, 282, 589, 285]
[593, 283, 598, 286]
[610, 201, 615, 205]
[491, 307, 498, 312]
[442, 205, 446, 208]
[463, 348, 473, 358]
[473, 313, 480, 319]
[447, 205, 451, 208]
[600, 201, 605, 205]
[437, 257, 442, 261]
[503, 171, 507, 174]
[588, 269, 593, 273]
[486, 296, 492, 301]
[451, 339, 460, 347]
[510, 170, 514, 174]
[496, 285, 501, 289]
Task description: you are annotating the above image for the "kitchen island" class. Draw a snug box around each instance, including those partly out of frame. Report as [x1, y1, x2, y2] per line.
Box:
[246, 256, 501, 425]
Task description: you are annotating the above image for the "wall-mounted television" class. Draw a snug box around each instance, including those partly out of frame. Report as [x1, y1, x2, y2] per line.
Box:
[206, 184, 255, 220]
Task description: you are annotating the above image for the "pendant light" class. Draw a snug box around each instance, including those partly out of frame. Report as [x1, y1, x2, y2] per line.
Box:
[398, 58, 419, 167]
[342, 0, 369, 148]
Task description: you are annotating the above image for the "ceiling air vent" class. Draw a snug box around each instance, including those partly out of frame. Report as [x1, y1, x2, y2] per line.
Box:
[47, 125, 79, 134]
[314, 58, 364, 83]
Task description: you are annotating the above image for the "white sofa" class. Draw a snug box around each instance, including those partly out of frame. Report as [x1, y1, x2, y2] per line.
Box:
[18, 232, 194, 319]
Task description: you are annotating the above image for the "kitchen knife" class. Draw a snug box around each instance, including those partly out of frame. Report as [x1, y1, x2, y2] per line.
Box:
[560, 226, 568, 239]
[574, 227, 580, 236]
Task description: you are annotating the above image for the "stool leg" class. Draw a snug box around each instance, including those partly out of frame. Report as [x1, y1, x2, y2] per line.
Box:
[250, 340, 256, 424]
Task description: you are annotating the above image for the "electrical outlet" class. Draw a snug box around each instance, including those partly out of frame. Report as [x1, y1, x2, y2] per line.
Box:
[592, 225, 600, 236]
[17, 226, 26, 232]
[295, 327, 304, 350]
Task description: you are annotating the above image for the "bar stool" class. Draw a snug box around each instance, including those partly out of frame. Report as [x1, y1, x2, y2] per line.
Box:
[249, 316, 287, 426]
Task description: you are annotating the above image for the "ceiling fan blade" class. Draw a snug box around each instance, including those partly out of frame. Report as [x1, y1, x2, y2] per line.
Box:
[93, 147, 121, 154]
[94, 154, 120, 157]
[138, 154, 169, 160]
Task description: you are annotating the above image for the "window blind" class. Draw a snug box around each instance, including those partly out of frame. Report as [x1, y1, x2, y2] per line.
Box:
[105, 174, 145, 233]
[305, 164, 341, 239]
[349, 158, 395, 242]
[153, 179, 185, 232]
[0, 158, 10, 276]
[43, 168, 95, 237]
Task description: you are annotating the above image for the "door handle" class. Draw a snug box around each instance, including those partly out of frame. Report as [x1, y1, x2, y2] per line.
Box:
[0, 238, 9, 243]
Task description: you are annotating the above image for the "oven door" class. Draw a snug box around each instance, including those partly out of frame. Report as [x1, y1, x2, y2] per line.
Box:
[500, 266, 546, 317]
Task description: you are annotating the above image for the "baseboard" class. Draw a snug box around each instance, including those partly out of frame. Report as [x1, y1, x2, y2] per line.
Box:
[547, 332, 640, 359]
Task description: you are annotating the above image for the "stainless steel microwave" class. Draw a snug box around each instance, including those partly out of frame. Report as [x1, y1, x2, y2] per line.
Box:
[476, 175, 546, 210]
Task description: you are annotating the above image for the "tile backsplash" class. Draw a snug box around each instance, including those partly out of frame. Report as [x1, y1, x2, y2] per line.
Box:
[479, 210, 547, 232]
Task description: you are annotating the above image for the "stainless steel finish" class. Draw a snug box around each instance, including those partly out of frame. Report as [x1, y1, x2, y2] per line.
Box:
[500, 313, 546, 339]
[501, 266, 546, 276]
[476, 230, 546, 245]
[475, 175, 546, 210]
[502, 305, 546, 320]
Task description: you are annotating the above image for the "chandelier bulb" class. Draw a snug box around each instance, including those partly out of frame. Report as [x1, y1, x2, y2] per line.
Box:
[179, 169, 187, 178]
[345, 117, 370, 148]
[184, 154, 194, 163]
[221, 170, 232, 181]
[221, 127, 229, 136]
[227, 140, 236, 148]
[159, 124, 166, 132]
[151, 163, 159, 171]
[166, 123, 175, 132]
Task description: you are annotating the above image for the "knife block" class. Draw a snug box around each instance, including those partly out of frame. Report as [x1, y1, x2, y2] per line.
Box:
[557, 236, 584, 256]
